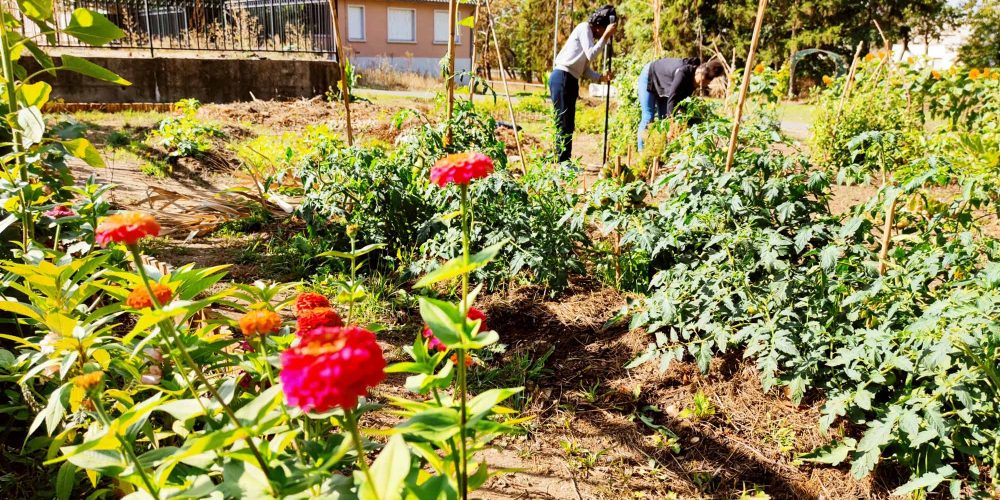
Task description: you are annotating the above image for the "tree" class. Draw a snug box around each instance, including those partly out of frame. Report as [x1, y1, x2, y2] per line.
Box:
[959, 0, 1000, 67]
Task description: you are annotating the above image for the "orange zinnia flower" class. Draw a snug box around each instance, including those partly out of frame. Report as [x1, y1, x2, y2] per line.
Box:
[240, 310, 282, 337]
[73, 371, 104, 391]
[822, 75, 833, 86]
[296, 307, 344, 335]
[294, 292, 331, 315]
[126, 283, 173, 309]
[969, 68, 981, 80]
[864, 53, 875, 62]
[95, 211, 160, 247]
[753, 63, 765, 74]
[931, 70, 941, 80]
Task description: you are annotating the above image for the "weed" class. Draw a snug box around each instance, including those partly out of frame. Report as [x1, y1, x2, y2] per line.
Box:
[679, 391, 716, 421]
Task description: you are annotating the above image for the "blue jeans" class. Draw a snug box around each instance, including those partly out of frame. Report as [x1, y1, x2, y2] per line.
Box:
[549, 69, 579, 163]
[637, 63, 655, 151]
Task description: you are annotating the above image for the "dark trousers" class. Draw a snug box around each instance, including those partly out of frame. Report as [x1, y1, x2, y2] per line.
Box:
[549, 69, 579, 163]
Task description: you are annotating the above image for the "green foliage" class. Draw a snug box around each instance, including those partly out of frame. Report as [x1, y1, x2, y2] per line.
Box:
[149, 99, 224, 157]
[625, 101, 1000, 493]
[298, 102, 586, 292]
[959, 0, 1000, 68]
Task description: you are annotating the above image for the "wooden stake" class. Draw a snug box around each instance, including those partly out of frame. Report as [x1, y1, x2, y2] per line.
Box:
[328, 0, 353, 145]
[445, 0, 458, 143]
[877, 192, 898, 275]
[468, 1, 481, 100]
[723, 0, 768, 172]
[553, 0, 561, 64]
[485, 0, 527, 173]
[838, 41, 864, 114]
[652, 0, 662, 57]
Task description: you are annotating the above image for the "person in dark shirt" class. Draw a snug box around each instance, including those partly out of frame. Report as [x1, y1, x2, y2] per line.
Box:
[648, 57, 701, 119]
[638, 57, 718, 150]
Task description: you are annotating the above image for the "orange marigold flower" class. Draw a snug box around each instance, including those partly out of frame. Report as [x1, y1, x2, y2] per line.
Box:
[864, 53, 875, 62]
[430, 152, 495, 187]
[450, 353, 475, 367]
[983, 68, 993, 78]
[931, 70, 942, 80]
[297, 307, 344, 334]
[969, 68, 981, 80]
[73, 371, 104, 391]
[126, 283, 173, 309]
[822, 75, 833, 86]
[753, 63, 765, 74]
[240, 310, 282, 337]
[294, 292, 330, 315]
[95, 211, 160, 247]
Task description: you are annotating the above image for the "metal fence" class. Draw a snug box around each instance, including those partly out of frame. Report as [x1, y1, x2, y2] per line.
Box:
[18, 0, 335, 55]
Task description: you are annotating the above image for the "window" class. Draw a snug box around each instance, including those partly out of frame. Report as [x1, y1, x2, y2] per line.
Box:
[387, 8, 416, 42]
[433, 10, 461, 44]
[347, 5, 365, 41]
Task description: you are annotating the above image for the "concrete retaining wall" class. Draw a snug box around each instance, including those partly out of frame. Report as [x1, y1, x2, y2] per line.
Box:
[26, 57, 341, 103]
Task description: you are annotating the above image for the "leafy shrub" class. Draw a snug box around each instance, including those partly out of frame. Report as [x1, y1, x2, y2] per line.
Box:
[149, 99, 224, 157]
[626, 101, 1000, 493]
[298, 101, 585, 292]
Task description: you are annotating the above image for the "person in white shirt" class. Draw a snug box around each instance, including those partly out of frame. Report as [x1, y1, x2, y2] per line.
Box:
[550, 5, 617, 164]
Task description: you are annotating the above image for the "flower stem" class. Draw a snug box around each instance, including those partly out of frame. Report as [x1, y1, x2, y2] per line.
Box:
[128, 245, 277, 495]
[347, 235, 356, 325]
[93, 397, 160, 498]
[456, 184, 471, 500]
[344, 408, 377, 498]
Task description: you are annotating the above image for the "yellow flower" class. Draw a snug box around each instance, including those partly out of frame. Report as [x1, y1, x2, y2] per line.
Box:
[822, 75, 833, 86]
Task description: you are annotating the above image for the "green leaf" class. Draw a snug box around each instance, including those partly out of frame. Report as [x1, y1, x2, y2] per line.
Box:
[55, 461, 77, 500]
[0, 299, 44, 322]
[415, 241, 505, 288]
[418, 297, 463, 347]
[60, 55, 131, 85]
[62, 138, 106, 168]
[17, 106, 45, 147]
[892, 466, 955, 496]
[20, 81, 51, 108]
[359, 434, 410, 500]
[234, 384, 283, 426]
[64, 8, 125, 46]
[800, 438, 855, 465]
[458, 15, 475, 28]
[17, 0, 52, 21]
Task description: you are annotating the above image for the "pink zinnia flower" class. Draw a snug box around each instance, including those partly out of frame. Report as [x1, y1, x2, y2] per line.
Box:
[430, 152, 495, 187]
[422, 307, 488, 353]
[46, 205, 76, 218]
[279, 326, 386, 412]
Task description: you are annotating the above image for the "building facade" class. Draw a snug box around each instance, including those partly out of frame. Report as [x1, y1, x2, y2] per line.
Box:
[335, 0, 475, 77]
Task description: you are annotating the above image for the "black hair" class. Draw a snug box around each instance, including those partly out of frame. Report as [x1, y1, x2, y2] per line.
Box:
[589, 5, 617, 28]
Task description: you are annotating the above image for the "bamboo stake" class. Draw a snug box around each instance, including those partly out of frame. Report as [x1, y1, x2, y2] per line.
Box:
[485, 0, 527, 173]
[877, 193, 898, 275]
[553, 0, 561, 64]
[652, 0, 661, 57]
[445, 0, 458, 143]
[839, 41, 864, 110]
[468, 1, 481, 100]
[723, 0, 768, 172]
[328, 0, 353, 145]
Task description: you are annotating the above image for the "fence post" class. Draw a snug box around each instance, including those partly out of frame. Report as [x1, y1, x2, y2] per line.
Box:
[142, 0, 155, 58]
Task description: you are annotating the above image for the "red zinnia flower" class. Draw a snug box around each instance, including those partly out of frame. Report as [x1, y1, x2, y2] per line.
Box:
[46, 205, 76, 218]
[279, 326, 386, 412]
[294, 292, 331, 315]
[95, 211, 160, 247]
[296, 307, 343, 334]
[430, 152, 495, 187]
[126, 283, 173, 309]
[240, 310, 282, 337]
[422, 306, 488, 352]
